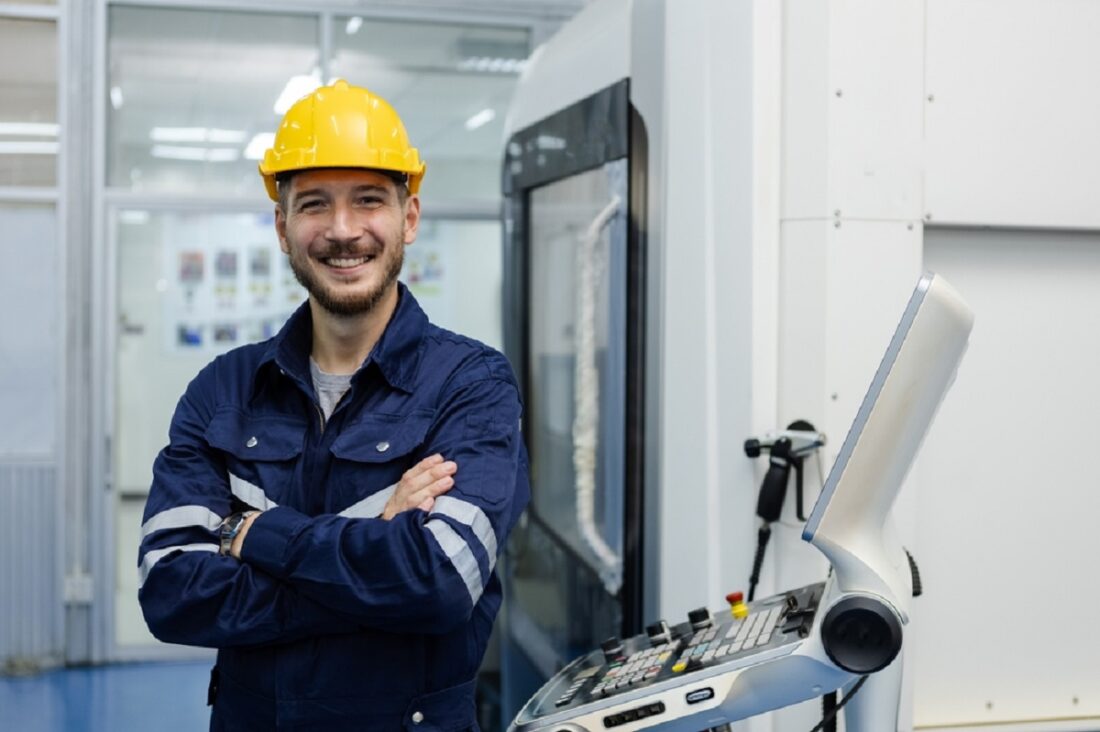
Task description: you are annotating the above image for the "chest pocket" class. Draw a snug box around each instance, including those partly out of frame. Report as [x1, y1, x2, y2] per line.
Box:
[328, 411, 434, 515]
[204, 408, 306, 510]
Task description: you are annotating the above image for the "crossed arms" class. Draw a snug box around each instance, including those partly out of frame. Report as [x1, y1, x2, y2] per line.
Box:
[137, 362, 524, 648]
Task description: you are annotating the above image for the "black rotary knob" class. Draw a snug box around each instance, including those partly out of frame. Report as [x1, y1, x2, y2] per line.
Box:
[600, 637, 625, 662]
[820, 596, 903, 674]
[687, 607, 712, 630]
[645, 620, 671, 642]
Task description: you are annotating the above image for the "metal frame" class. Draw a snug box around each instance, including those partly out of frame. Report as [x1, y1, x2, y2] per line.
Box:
[103, 0, 583, 26]
[500, 79, 649, 676]
[0, 4, 60, 20]
[86, 0, 552, 664]
[0, 186, 58, 202]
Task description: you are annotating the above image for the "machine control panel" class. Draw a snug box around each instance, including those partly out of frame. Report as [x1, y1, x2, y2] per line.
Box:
[516, 583, 825, 729]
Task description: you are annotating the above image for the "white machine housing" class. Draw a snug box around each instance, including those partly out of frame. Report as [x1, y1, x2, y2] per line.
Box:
[508, 273, 974, 732]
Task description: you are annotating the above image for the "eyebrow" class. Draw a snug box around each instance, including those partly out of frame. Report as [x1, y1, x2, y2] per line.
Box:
[351, 184, 391, 195]
[292, 188, 329, 202]
[293, 184, 391, 201]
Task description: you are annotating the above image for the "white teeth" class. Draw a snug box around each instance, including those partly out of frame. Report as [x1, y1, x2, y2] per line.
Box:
[325, 256, 370, 268]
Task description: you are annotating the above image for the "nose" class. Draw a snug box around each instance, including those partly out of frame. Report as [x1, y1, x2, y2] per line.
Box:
[326, 201, 362, 244]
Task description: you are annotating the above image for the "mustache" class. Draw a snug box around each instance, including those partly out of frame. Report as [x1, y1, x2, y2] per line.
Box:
[316, 240, 382, 258]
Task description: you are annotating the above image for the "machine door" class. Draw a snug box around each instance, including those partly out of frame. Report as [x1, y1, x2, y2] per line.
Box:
[500, 79, 647, 719]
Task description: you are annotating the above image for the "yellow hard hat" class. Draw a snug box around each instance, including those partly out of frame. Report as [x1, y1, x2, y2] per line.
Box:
[258, 79, 426, 201]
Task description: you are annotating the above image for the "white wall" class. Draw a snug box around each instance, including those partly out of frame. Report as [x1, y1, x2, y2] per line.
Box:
[917, 228, 1100, 726]
[656, 0, 760, 631]
[924, 0, 1100, 230]
[776, 0, 1100, 728]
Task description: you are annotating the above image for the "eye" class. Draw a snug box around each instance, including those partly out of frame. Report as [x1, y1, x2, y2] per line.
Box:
[357, 195, 384, 206]
[298, 199, 324, 212]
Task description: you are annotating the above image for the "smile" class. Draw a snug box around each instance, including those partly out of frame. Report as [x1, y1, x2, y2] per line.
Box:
[322, 255, 375, 269]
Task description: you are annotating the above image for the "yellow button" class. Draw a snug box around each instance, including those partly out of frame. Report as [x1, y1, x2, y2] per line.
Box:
[732, 603, 749, 619]
[672, 661, 687, 673]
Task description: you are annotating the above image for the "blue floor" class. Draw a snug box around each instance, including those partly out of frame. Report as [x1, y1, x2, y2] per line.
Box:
[0, 661, 211, 731]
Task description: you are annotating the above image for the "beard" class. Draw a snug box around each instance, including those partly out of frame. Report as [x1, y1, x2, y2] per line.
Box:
[287, 232, 405, 317]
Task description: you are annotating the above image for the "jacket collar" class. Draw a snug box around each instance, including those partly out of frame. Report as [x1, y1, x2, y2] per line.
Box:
[255, 282, 427, 397]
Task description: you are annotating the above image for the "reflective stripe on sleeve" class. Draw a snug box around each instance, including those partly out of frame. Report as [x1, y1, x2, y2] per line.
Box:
[424, 520, 483, 608]
[228, 473, 279, 511]
[138, 543, 219, 588]
[338, 483, 397, 519]
[141, 505, 223, 538]
[430, 496, 499, 570]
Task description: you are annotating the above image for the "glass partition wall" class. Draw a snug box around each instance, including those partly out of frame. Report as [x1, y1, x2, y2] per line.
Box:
[0, 15, 57, 186]
[0, 3, 64, 671]
[104, 4, 531, 657]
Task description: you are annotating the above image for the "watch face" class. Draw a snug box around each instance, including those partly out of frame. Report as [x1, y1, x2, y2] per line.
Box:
[223, 514, 243, 537]
[219, 514, 242, 555]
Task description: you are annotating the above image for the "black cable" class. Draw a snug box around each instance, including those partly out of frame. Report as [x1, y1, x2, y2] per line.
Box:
[905, 548, 923, 597]
[747, 524, 771, 602]
[821, 691, 837, 732]
[808, 676, 868, 732]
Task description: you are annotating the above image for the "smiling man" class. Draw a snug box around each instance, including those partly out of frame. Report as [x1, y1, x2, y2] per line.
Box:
[137, 81, 529, 731]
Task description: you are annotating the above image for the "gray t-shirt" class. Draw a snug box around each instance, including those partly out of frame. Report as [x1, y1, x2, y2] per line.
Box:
[310, 358, 354, 423]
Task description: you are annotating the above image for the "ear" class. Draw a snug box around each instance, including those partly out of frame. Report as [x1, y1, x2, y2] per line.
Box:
[274, 205, 290, 254]
[402, 195, 420, 245]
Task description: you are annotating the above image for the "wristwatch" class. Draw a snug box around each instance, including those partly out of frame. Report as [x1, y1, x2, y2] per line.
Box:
[219, 511, 257, 556]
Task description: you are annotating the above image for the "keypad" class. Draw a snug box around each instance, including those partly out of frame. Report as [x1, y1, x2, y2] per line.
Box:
[558, 603, 791, 707]
[670, 606, 784, 673]
[591, 642, 676, 696]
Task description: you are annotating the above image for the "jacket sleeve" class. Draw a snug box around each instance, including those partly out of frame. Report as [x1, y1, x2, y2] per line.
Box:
[137, 363, 362, 648]
[239, 366, 529, 635]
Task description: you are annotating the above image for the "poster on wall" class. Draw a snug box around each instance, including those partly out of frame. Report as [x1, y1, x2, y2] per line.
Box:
[162, 213, 306, 354]
[215, 249, 239, 310]
[405, 229, 455, 323]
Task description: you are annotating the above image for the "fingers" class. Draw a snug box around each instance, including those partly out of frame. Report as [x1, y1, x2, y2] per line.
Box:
[405, 475, 454, 509]
[401, 455, 457, 493]
[407, 453, 444, 476]
[382, 455, 457, 521]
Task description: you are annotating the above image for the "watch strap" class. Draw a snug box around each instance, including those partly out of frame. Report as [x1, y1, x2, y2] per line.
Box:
[219, 511, 257, 556]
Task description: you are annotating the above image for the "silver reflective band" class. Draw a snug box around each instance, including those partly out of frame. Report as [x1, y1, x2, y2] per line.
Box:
[376, 441, 390, 452]
[229, 472, 279, 511]
[338, 483, 397, 518]
[425, 520, 483, 607]
[138, 543, 218, 588]
[430, 496, 499, 568]
[141, 505, 223, 538]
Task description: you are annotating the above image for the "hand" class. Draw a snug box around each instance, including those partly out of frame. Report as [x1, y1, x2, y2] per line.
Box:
[230, 511, 261, 560]
[382, 454, 457, 520]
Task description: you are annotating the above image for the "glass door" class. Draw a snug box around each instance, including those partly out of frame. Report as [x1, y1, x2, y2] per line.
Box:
[500, 79, 648, 718]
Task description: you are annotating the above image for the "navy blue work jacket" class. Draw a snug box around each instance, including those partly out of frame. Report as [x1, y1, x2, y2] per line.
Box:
[138, 284, 529, 731]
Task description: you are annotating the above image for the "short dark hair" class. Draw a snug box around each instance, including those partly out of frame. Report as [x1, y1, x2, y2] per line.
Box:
[276, 169, 409, 212]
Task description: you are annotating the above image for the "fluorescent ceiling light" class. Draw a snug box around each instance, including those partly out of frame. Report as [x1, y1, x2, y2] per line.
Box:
[457, 57, 527, 74]
[244, 132, 276, 161]
[151, 145, 240, 163]
[0, 122, 59, 137]
[110, 86, 124, 110]
[119, 210, 150, 225]
[345, 16, 363, 35]
[150, 127, 246, 144]
[274, 72, 322, 115]
[464, 108, 496, 131]
[0, 141, 58, 155]
[536, 135, 566, 150]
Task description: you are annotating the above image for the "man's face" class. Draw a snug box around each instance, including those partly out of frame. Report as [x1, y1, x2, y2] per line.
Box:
[275, 168, 420, 317]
